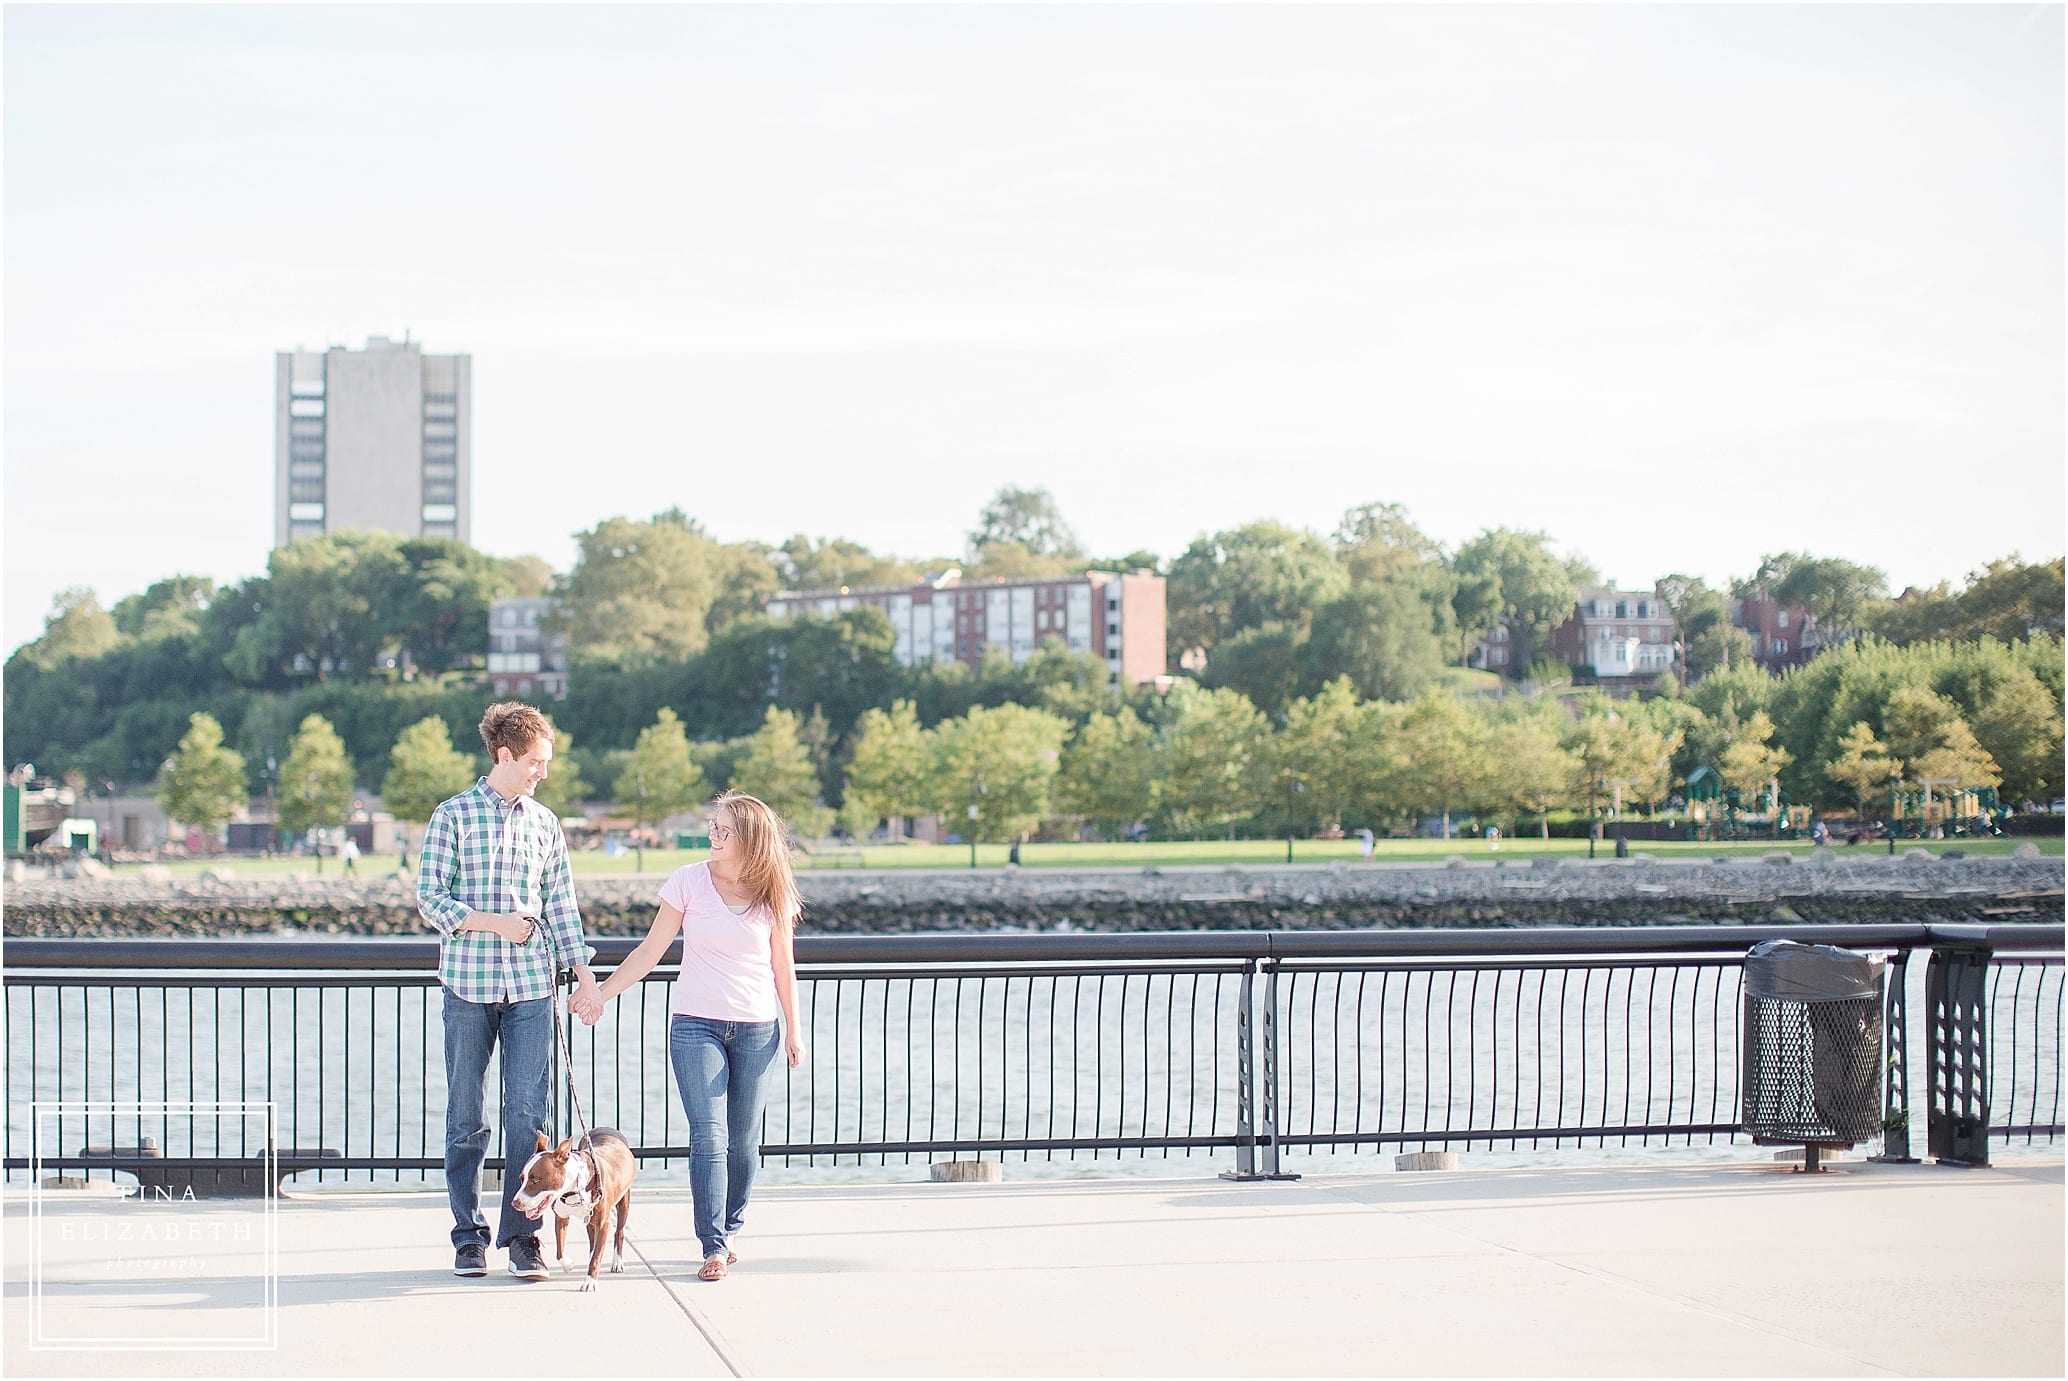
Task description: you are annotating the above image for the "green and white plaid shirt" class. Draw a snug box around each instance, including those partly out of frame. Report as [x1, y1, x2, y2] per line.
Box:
[416, 778, 595, 1004]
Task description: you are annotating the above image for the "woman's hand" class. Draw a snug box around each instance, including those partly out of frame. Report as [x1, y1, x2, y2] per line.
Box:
[784, 1029, 808, 1069]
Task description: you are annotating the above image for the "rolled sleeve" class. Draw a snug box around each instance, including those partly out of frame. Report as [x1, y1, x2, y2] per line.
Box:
[415, 805, 471, 937]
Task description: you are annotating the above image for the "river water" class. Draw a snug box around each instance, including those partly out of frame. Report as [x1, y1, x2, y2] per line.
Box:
[5, 957, 2058, 1188]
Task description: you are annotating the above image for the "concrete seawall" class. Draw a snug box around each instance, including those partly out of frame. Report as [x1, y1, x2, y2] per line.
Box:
[5, 853, 2061, 937]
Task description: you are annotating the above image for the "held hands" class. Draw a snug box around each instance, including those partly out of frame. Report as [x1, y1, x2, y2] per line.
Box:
[569, 980, 605, 1027]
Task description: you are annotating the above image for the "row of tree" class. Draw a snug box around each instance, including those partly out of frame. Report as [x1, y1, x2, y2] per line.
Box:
[154, 628, 2060, 850]
[9, 485, 2062, 798]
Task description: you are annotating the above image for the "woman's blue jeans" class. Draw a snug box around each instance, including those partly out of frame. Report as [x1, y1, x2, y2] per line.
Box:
[668, 1015, 780, 1260]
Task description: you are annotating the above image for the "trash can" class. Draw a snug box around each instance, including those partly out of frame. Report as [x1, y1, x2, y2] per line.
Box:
[1741, 939, 1887, 1170]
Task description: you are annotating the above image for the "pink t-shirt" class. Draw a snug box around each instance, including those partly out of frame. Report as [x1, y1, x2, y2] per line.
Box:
[658, 863, 779, 1022]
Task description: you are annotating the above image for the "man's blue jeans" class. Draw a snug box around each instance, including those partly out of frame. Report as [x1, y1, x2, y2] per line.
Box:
[668, 1016, 780, 1260]
[442, 989, 552, 1249]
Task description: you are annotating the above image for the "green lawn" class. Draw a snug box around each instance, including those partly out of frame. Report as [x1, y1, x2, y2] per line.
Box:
[124, 832, 2062, 879]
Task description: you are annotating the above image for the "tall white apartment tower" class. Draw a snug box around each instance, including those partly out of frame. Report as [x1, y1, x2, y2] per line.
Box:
[274, 336, 471, 546]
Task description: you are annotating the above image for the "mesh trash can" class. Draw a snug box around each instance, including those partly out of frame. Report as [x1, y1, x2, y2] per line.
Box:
[1741, 939, 1887, 1168]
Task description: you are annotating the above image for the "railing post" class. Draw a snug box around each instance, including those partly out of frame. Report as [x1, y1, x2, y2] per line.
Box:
[1871, 949, 1918, 1163]
[1257, 959, 1299, 1180]
[1220, 963, 1259, 1180]
[1926, 940, 1992, 1168]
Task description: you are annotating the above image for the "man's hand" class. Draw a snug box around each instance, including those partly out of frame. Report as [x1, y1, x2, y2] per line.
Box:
[504, 914, 537, 945]
[570, 978, 605, 1026]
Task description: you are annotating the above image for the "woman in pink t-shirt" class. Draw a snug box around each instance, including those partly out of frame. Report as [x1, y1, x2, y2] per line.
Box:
[584, 791, 806, 1281]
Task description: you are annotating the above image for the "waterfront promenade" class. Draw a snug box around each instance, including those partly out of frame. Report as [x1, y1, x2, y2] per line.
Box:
[3, 1154, 2060, 1377]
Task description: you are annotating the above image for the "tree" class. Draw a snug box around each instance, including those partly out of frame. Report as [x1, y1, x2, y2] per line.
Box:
[1564, 704, 1675, 825]
[1052, 707, 1159, 841]
[775, 534, 926, 592]
[532, 726, 591, 818]
[1204, 620, 1308, 719]
[379, 717, 475, 848]
[112, 576, 216, 644]
[1450, 529, 1580, 676]
[391, 540, 514, 676]
[1166, 522, 1349, 664]
[264, 530, 410, 679]
[967, 486, 1083, 562]
[1384, 692, 1494, 838]
[1743, 551, 1888, 632]
[17, 587, 120, 670]
[277, 714, 355, 859]
[1155, 684, 1269, 838]
[498, 554, 557, 599]
[1448, 568, 1504, 666]
[1970, 670, 2063, 806]
[614, 707, 707, 835]
[1658, 573, 1731, 647]
[1273, 678, 1368, 832]
[1716, 711, 1792, 813]
[927, 703, 1071, 842]
[1486, 706, 1579, 837]
[1880, 687, 1967, 768]
[1825, 722, 1902, 820]
[731, 705, 834, 837]
[1868, 557, 2065, 645]
[156, 713, 248, 849]
[1685, 622, 1756, 679]
[1333, 502, 1445, 570]
[1909, 718, 2001, 794]
[840, 700, 934, 837]
[552, 510, 738, 663]
[1301, 583, 1446, 703]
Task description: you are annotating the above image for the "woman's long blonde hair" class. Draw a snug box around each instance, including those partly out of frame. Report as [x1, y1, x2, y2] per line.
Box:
[711, 791, 802, 932]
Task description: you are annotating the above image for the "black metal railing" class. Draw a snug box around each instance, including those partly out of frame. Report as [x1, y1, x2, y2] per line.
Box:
[3, 924, 2058, 1188]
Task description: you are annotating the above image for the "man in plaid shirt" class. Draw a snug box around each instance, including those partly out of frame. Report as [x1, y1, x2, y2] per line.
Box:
[417, 702, 600, 1281]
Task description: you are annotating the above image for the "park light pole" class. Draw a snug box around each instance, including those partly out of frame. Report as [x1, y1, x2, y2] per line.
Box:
[968, 771, 985, 870]
[1283, 769, 1303, 865]
[635, 769, 647, 874]
[1608, 777, 1639, 860]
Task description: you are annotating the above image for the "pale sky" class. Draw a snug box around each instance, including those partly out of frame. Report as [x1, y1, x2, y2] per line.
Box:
[6, 3, 2062, 654]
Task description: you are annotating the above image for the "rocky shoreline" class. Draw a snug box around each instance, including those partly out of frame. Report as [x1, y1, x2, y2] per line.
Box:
[4, 852, 2062, 937]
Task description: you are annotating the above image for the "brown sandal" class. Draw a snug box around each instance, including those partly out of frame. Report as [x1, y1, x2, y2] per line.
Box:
[698, 1255, 728, 1282]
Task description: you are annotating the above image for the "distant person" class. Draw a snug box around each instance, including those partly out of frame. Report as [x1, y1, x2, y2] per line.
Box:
[580, 791, 806, 1283]
[1485, 825, 1500, 851]
[418, 701, 600, 1282]
[1356, 827, 1376, 862]
[341, 836, 360, 872]
[1811, 819, 1829, 847]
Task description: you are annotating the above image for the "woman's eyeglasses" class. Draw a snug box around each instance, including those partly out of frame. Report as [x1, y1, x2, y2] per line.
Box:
[707, 824, 736, 843]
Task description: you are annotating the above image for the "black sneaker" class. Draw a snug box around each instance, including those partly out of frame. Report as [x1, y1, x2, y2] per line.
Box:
[453, 1243, 487, 1277]
[507, 1235, 549, 1281]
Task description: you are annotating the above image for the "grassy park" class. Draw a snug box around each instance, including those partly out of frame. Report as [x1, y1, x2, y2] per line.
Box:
[122, 831, 2062, 879]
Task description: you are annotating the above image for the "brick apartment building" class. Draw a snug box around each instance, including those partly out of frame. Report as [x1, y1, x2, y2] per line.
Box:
[765, 569, 1167, 686]
[1729, 592, 1824, 669]
[1547, 586, 1680, 680]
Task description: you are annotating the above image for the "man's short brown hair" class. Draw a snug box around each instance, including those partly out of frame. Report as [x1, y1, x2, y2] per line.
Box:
[479, 702, 554, 763]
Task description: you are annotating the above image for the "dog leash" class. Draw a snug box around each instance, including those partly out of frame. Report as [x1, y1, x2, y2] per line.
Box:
[551, 967, 596, 1146]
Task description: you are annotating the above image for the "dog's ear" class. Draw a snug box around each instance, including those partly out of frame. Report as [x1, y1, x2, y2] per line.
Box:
[535, 1131, 551, 1152]
[556, 1138, 575, 1155]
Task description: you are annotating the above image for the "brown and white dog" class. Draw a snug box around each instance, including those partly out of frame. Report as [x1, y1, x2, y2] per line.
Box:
[510, 1128, 636, 1291]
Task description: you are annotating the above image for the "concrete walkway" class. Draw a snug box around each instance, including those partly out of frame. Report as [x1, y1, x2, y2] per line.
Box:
[4, 1156, 2060, 1377]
